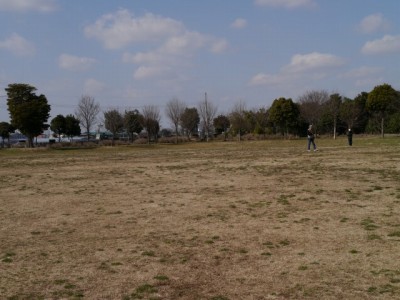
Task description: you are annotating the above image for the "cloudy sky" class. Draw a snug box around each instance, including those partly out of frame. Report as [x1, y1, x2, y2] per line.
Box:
[0, 0, 399, 126]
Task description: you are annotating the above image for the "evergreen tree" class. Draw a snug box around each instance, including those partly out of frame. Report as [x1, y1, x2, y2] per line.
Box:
[6, 83, 51, 148]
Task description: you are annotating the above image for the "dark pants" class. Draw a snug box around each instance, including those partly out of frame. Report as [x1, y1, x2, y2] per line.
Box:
[348, 137, 352, 146]
[307, 137, 317, 150]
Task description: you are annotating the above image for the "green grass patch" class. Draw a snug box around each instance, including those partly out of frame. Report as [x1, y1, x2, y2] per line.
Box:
[127, 283, 158, 299]
[361, 218, 379, 231]
[154, 275, 169, 281]
[367, 234, 382, 240]
[388, 231, 400, 237]
[142, 250, 156, 257]
[2, 252, 16, 263]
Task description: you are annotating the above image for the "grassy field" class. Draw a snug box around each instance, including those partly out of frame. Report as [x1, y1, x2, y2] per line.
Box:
[1, 136, 400, 300]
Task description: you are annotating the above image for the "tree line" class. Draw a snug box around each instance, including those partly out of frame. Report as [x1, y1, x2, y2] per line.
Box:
[1, 83, 400, 148]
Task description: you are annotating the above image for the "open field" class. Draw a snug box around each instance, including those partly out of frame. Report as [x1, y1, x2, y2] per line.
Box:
[1, 136, 400, 300]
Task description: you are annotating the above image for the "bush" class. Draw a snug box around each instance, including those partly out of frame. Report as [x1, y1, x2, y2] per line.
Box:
[49, 141, 99, 149]
[100, 140, 129, 147]
[134, 138, 149, 144]
[158, 136, 188, 144]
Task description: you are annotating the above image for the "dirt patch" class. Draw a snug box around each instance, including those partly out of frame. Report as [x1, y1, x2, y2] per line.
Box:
[1, 138, 400, 299]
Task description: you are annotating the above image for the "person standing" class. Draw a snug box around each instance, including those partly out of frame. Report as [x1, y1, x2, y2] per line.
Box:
[307, 125, 318, 152]
[347, 128, 353, 146]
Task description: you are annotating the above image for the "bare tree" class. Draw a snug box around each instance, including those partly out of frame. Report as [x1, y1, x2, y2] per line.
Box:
[198, 93, 217, 141]
[75, 95, 100, 141]
[104, 109, 124, 146]
[142, 105, 161, 144]
[325, 93, 342, 139]
[165, 98, 186, 143]
[229, 100, 248, 141]
[340, 98, 360, 130]
[298, 90, 328, 135]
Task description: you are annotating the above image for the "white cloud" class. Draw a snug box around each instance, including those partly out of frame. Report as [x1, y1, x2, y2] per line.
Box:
[86, 9, 227, 80]
[0, 33, 35, 56]
[211, 39, 228, 53]
[85, 9, 227, 53]
[123, 52, 158, 64]
[231, 18, 247, 29]
[358, 13, 390, 34]
[249, 73, 287, 86]
[84, 9, 184, 50]
[83, 78, 105, 95]
[362, 35, 400, 55]
[254, 0, 316, 9]
[249, 52, 344, 86]
[283, 52, 344, 73]
[0, 0, 57, 12]
[161, 31, 208, 55]
[134, 66, 170, 80]
[59, 54, 96, 71]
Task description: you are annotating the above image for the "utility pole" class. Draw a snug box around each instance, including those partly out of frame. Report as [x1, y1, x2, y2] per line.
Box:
[205, 92, 209, 142]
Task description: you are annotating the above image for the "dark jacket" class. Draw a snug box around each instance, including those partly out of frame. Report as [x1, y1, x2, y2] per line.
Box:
[307, 129, 314, 139]
[347, 130, 353, 138]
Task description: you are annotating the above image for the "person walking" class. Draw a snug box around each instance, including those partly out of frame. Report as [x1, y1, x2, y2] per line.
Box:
[307, 125, 318, 152]
[347, 128, 353, 146]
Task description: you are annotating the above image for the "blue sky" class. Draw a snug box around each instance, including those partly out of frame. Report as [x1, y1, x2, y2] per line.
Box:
[1, 0, 399, 127]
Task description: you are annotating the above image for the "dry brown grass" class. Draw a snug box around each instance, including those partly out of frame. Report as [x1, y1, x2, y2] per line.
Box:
[1, 137, 400, 299]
